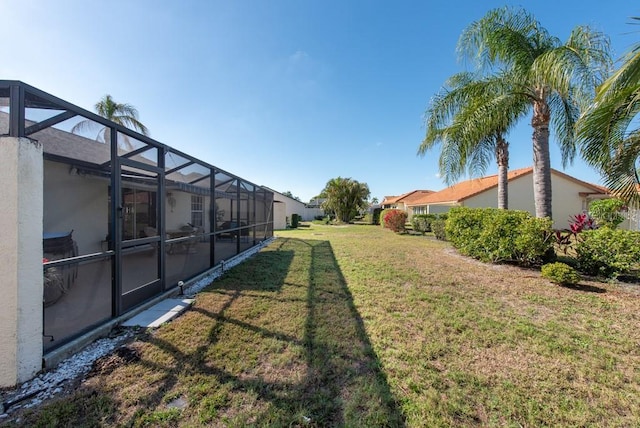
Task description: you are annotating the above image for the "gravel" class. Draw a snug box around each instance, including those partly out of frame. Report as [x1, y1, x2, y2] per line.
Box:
[0, 237, 275, 419]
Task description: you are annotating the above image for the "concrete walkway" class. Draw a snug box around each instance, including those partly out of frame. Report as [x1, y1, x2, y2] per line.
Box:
[121, 298, 194, 328]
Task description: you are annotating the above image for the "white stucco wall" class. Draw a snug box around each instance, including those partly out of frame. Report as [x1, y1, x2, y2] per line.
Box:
[464, 175, 535, 213]
[0, 137, 43, 387]
[44, 161, 108, 254]
[272, 192, 311, 226]
[626, 209, 640, 231]
[166, 191, 197, 231]
[302, 206, 324, 221]
[549, 174, 597, 230]
[427, 204, 454, 215]
[273, 201, 287, 230]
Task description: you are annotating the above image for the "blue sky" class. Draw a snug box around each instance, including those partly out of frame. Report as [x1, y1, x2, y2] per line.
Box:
[2, 1, 637, 202]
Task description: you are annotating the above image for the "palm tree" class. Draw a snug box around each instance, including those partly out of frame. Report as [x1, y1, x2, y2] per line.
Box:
[419, 71, 527, 209]
[457, 7, 611, 218]
[72, 94, 149, 150]
[577, 18, 640, 207]
[321, 177, 370, 223]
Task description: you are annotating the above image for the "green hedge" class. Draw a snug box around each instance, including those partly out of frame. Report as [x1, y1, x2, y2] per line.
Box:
[411, 214, 437, 234]
[445, 207, 553, 265]
[363, 208, 382, 225]
[576, 228, 640, 278]
[431, 219, 447, 240]
[291, 213, 300, 228]
[541, 262, 581, 286]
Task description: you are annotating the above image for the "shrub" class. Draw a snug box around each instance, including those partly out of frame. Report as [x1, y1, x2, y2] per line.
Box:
[379, 209, 391, 228]
[291, 214, 300, 228]
[541, 262, 581, 286]
[382, 209, 408, 233]
[445, 207, 553, 265]
[411, 214, 437, 234]
[411, 215, 429, 234]
[446, 207, 493, 258]
[363, 208, 382, 225]
[589, 198, 626, 229]
[514, 217, 556, 265]
[431, 219, 447, 240]
[312, 216, 330, 225]
[372, 207, 381, 225]
[576, 228, 640, 278]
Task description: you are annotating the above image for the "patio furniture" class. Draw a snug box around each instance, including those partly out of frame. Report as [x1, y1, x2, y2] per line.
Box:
[43, 230, 78, 304]
[166, 226, 199, 254]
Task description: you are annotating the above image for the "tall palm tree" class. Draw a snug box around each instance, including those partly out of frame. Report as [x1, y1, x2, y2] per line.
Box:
[71, 94, 149, 150]
[458, 7, 611, 218]
[577, 19, 640, 207]
[419, 71, 527, 209]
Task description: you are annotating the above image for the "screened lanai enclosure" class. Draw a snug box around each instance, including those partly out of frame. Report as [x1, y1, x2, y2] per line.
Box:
[0, 81, 274, 353]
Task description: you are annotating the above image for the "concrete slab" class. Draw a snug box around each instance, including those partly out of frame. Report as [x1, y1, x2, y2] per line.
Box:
[121, 298, 194, 328]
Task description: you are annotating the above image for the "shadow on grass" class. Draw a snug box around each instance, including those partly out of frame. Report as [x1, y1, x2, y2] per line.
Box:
[9, 237, 404, 427]
[560, 282, 607, 293]
[302, 238, 405, 426]
[135, 237, 404, 426]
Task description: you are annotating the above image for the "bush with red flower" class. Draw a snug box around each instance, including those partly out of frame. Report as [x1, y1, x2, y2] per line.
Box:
[382, 209, 407, 233]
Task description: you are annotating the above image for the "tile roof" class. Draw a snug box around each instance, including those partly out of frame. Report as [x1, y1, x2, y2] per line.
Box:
[406, 167, 609, 206]
[400, 190, 435, 204]
[382, 190, 434, 205]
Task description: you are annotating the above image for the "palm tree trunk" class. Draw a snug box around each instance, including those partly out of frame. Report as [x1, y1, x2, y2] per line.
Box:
[532, 98, 552, 219]
[496, 135, 509, 209]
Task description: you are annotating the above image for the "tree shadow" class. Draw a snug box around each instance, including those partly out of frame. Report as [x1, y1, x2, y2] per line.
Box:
[560, 282, 607, 293]
[13, 237, 405, 426]
[131, 236, 405, 426]
[302, 238, 406, 426]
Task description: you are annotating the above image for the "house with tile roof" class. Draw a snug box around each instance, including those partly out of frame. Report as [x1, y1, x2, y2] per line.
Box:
[405, 167, 616, 230]
[381, 190, 434, 212]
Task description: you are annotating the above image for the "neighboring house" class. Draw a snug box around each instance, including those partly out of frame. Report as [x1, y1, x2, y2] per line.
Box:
[307, 197, 326, 208]
[381, 190, 434, 214]
[405, 167, 612, 230]
[270, 189, 324, 229]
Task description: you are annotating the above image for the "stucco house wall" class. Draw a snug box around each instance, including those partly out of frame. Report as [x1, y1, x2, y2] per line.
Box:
[271, 190, 320, 227]
[463, 174, 534, 211]
[427, 204, 456, 215]
[0, 137, 43, 387]
[44, 160, 108, 254]
[549, 173, 599, 230]
[273, 201, 287, 230]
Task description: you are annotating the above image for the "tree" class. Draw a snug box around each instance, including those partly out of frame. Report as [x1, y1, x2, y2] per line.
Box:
[419, 71, 528, 209]
[320, 177, 370, 223]
[458, 6, 611, 218]
[281, 191, 301, 201]
[72, 94, 149, 150]
[371, 197, 379, 205]
[577, 18, 640, 207]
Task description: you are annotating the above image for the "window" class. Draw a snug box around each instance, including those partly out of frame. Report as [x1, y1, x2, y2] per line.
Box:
[191, 195, 204, 228]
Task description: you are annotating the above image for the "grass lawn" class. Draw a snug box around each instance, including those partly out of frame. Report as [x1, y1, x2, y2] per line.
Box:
[5, 224, 640, 427]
